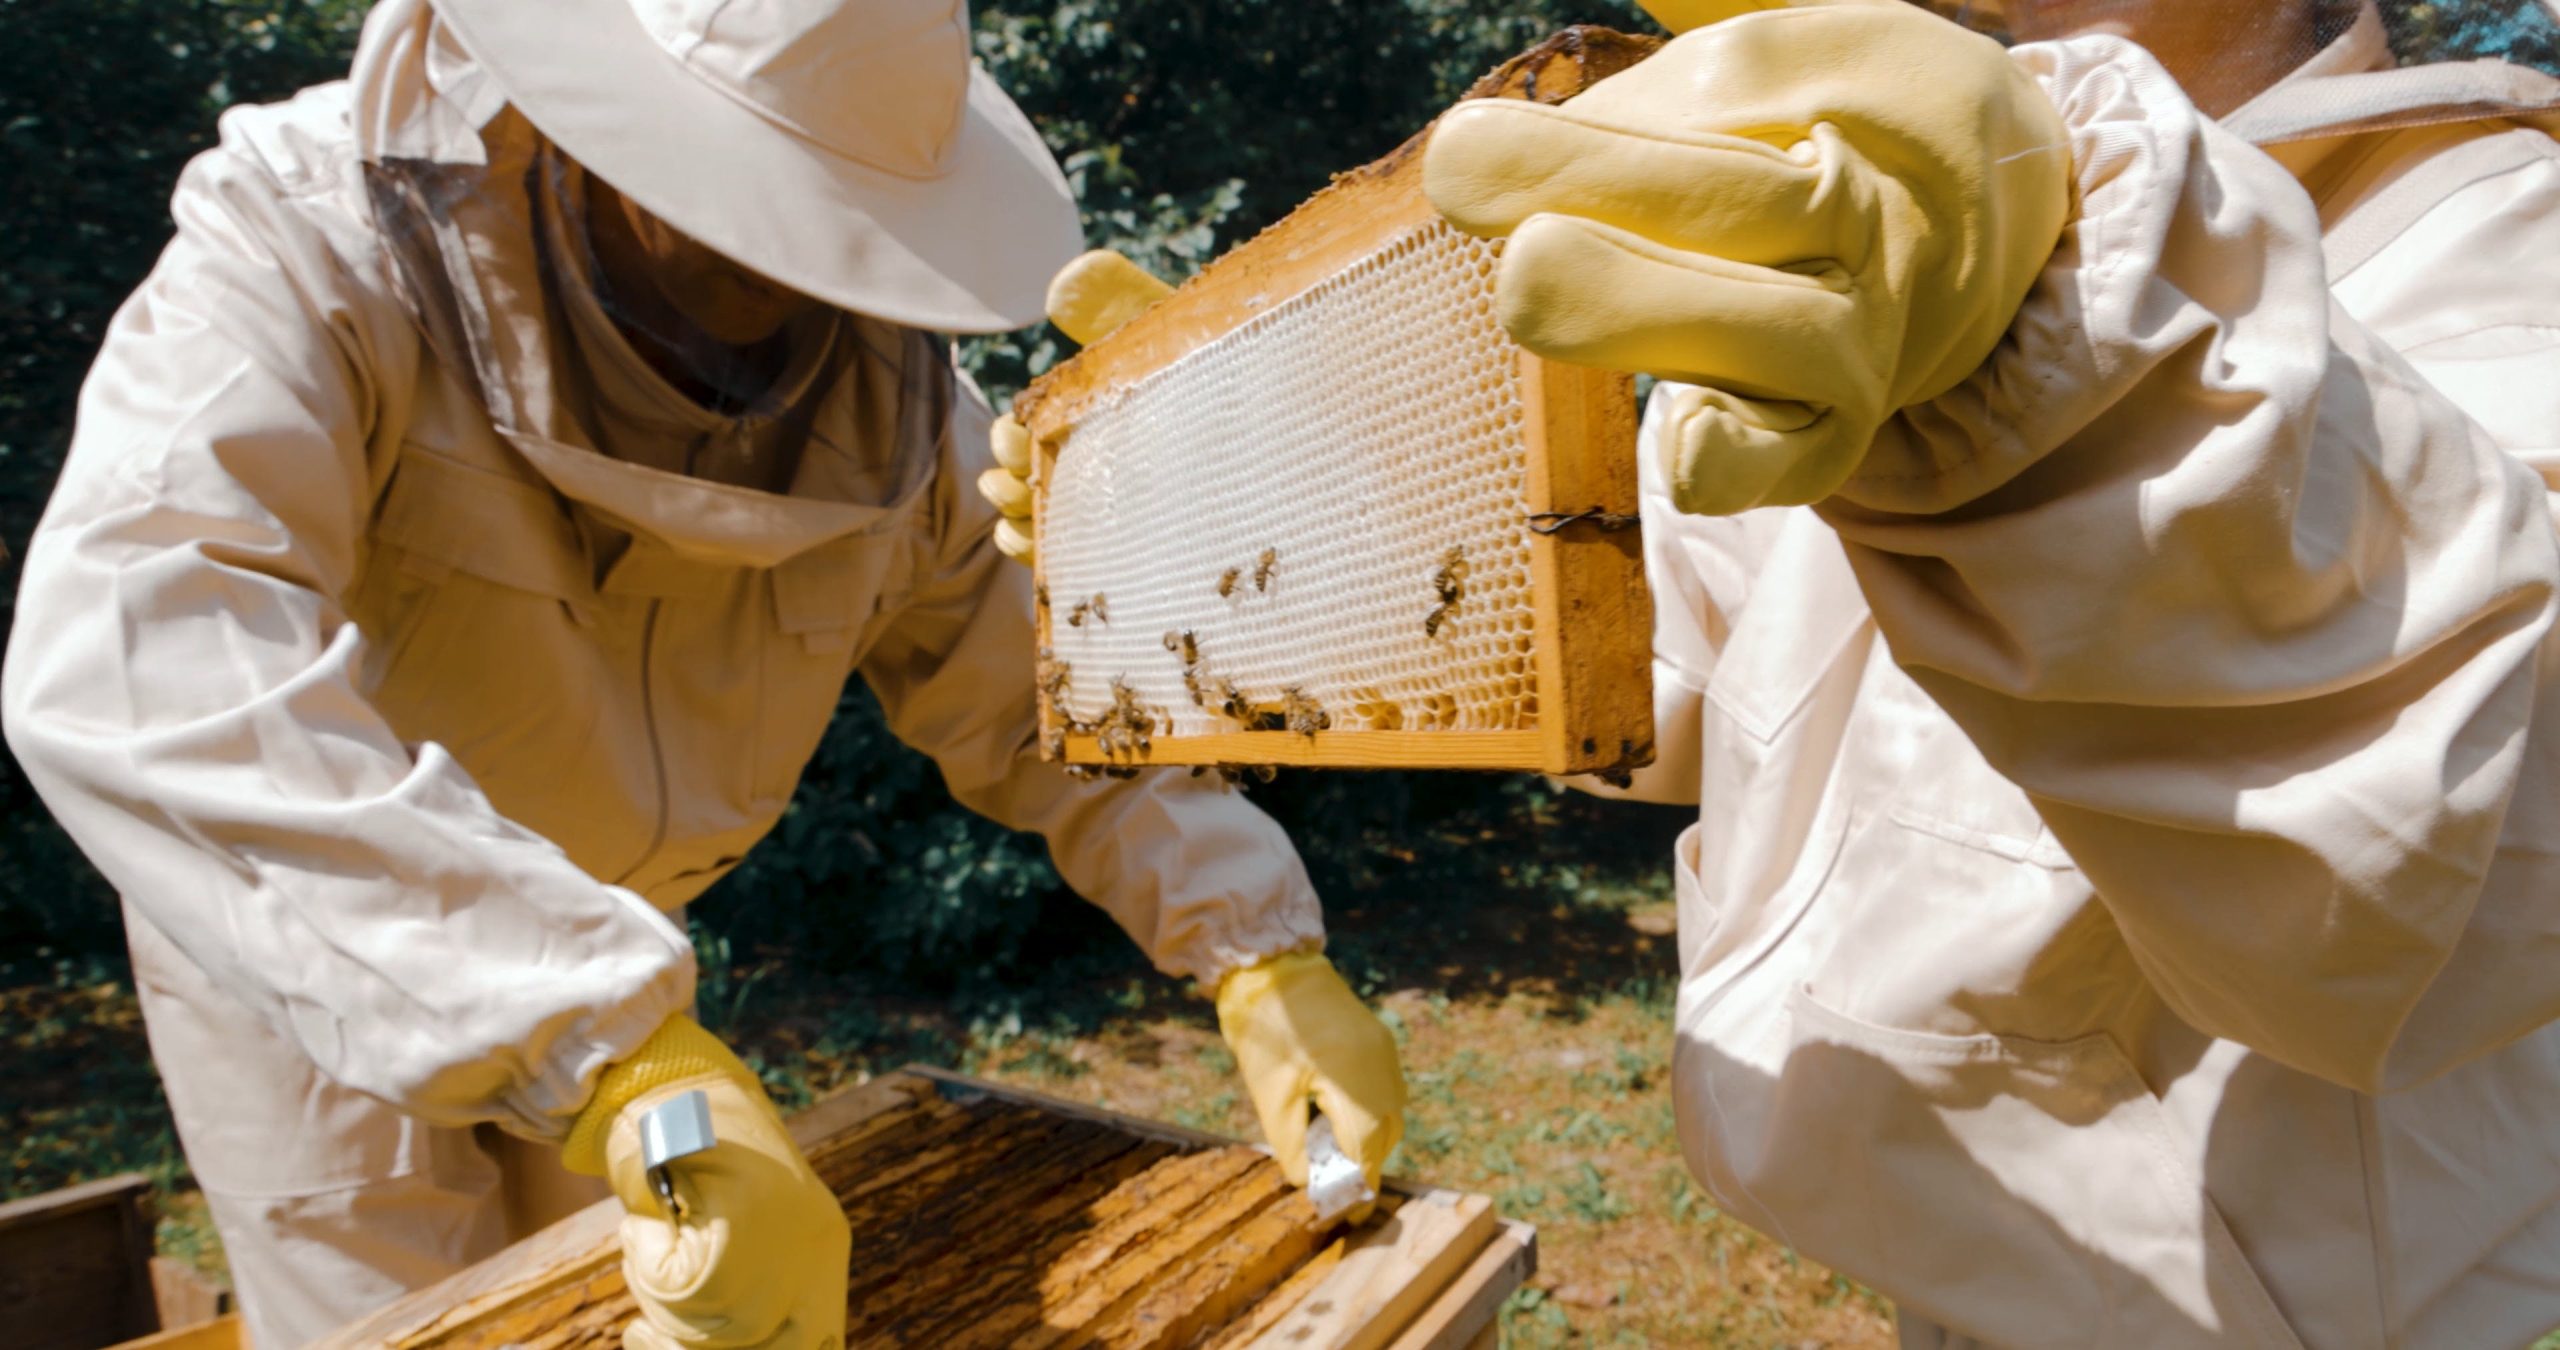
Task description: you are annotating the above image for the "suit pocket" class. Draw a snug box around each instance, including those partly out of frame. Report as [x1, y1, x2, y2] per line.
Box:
[372, 445, 591, 603]
[350, 445, 604, 814]
[753, 529, 915, 808]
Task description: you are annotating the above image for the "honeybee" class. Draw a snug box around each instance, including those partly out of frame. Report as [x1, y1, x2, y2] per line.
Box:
[1218, 678, 1250, 723]
[1033, 581, 1049, 611]
[1280, 686, 1331, 738]
[1088, 677, 1154, 761]
[1089, 593, 1110, 624]
[1176, 630, 1200, 667]
[1066, 599, 1090, 628]
[1425, 545, 1468, 638]
[1253, 548, 1278, 592]
[1432, 545, 1468, 605]
[1183, 669, 1207, 707]
[1217, 567, 1242, 598]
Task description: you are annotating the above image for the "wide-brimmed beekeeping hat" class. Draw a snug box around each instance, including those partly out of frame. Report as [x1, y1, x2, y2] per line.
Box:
[428, 0, 1083, 333]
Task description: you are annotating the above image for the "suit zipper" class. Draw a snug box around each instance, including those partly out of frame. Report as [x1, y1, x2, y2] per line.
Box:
[614, 599, 672, 886]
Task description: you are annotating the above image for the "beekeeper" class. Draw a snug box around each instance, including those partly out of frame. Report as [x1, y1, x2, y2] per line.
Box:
[1417, 0, 2560, 1344]
[0, 0, 1406, 1345]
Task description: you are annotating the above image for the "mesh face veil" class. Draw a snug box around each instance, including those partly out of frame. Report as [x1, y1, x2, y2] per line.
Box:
[1925, 0, 2560, 99]
[356, 0, 884, 489]
[1916, 0, 2560, 129]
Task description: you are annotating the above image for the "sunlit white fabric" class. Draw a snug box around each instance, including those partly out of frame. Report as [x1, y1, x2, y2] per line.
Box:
[1607, 16, 2560, 1348]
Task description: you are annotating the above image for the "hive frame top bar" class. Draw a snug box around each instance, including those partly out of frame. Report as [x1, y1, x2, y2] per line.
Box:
[1010, 26, 1659, 438]
[1017, 28, 1660, 778]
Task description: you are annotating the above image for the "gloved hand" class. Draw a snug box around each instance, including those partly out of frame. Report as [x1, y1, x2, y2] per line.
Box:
[1215, 950, 1407, 1195]
[981, 249, 1175, 564]
[563, 1016, 849, 1350]
[1423, 0, 2071, 516]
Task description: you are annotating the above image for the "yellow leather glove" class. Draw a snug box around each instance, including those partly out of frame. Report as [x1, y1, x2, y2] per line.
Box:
[981, 249, 1175, 564]
[983, 414, 1038, 565]
[1215, 950, 1407, 1193]
[1423, 0, 2071, 516]
[1045, 248, 1179, 347]
[564, 1016, 849, 1350]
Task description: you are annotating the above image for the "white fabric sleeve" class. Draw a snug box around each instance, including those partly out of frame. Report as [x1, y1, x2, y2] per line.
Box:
[854, 367, 1326, 985]
[0, 130, 692, 1138]
[1819, 36, 2560, 1094]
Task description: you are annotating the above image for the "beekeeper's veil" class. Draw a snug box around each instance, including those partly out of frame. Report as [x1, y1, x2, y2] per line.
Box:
[1920, 0, 2560, 141]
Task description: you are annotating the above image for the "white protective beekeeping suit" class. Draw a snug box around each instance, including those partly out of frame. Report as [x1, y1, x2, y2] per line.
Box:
[1593, 1, 2560, 1345]
[0, 1, 1328, 1343]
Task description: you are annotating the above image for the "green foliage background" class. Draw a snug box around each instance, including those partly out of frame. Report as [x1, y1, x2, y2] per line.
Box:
[0, 0, 1658, 980]
[4, 0, 2556, 978]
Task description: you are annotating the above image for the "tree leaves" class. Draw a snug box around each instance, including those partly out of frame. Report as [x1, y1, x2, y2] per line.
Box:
[0, 0, 1658, 974]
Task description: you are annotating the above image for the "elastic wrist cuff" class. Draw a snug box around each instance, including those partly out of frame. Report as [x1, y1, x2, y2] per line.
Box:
[560, 1015, 750, 1176]
[1212, 945, 1334, 1008]
[1204, 940, 1326, 1002]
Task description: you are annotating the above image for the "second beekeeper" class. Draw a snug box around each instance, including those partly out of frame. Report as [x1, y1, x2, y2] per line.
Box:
[0, 0, 1406, 1346]
[1423, 0, 2560, 1345]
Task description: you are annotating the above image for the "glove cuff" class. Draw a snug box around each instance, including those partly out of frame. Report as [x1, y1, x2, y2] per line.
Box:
[1212, 946, 1331, 1016]
[561, 1014, 755, 1176]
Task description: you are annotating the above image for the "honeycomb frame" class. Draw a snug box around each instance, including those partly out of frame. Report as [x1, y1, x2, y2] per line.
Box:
[1012, 28, 1660, 777]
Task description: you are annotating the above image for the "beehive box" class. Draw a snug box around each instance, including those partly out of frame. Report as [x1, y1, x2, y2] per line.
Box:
[311, 1068, 1534, 1350]
[1013, 28, 1660, 780]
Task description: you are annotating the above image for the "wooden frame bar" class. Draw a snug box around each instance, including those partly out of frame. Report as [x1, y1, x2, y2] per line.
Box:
[1013, 28, 1659, 779]
[309, 1067, 1534, 1350]
[1520, 353, 1650, 774]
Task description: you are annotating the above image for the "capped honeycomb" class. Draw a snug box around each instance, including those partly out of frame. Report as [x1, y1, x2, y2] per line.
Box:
[1038, 222, 1539, 740]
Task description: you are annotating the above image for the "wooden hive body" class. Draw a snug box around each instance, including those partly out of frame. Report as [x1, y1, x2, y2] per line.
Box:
[308, 1069, 1533, 1350]
[1013, 29, 1660, 779]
